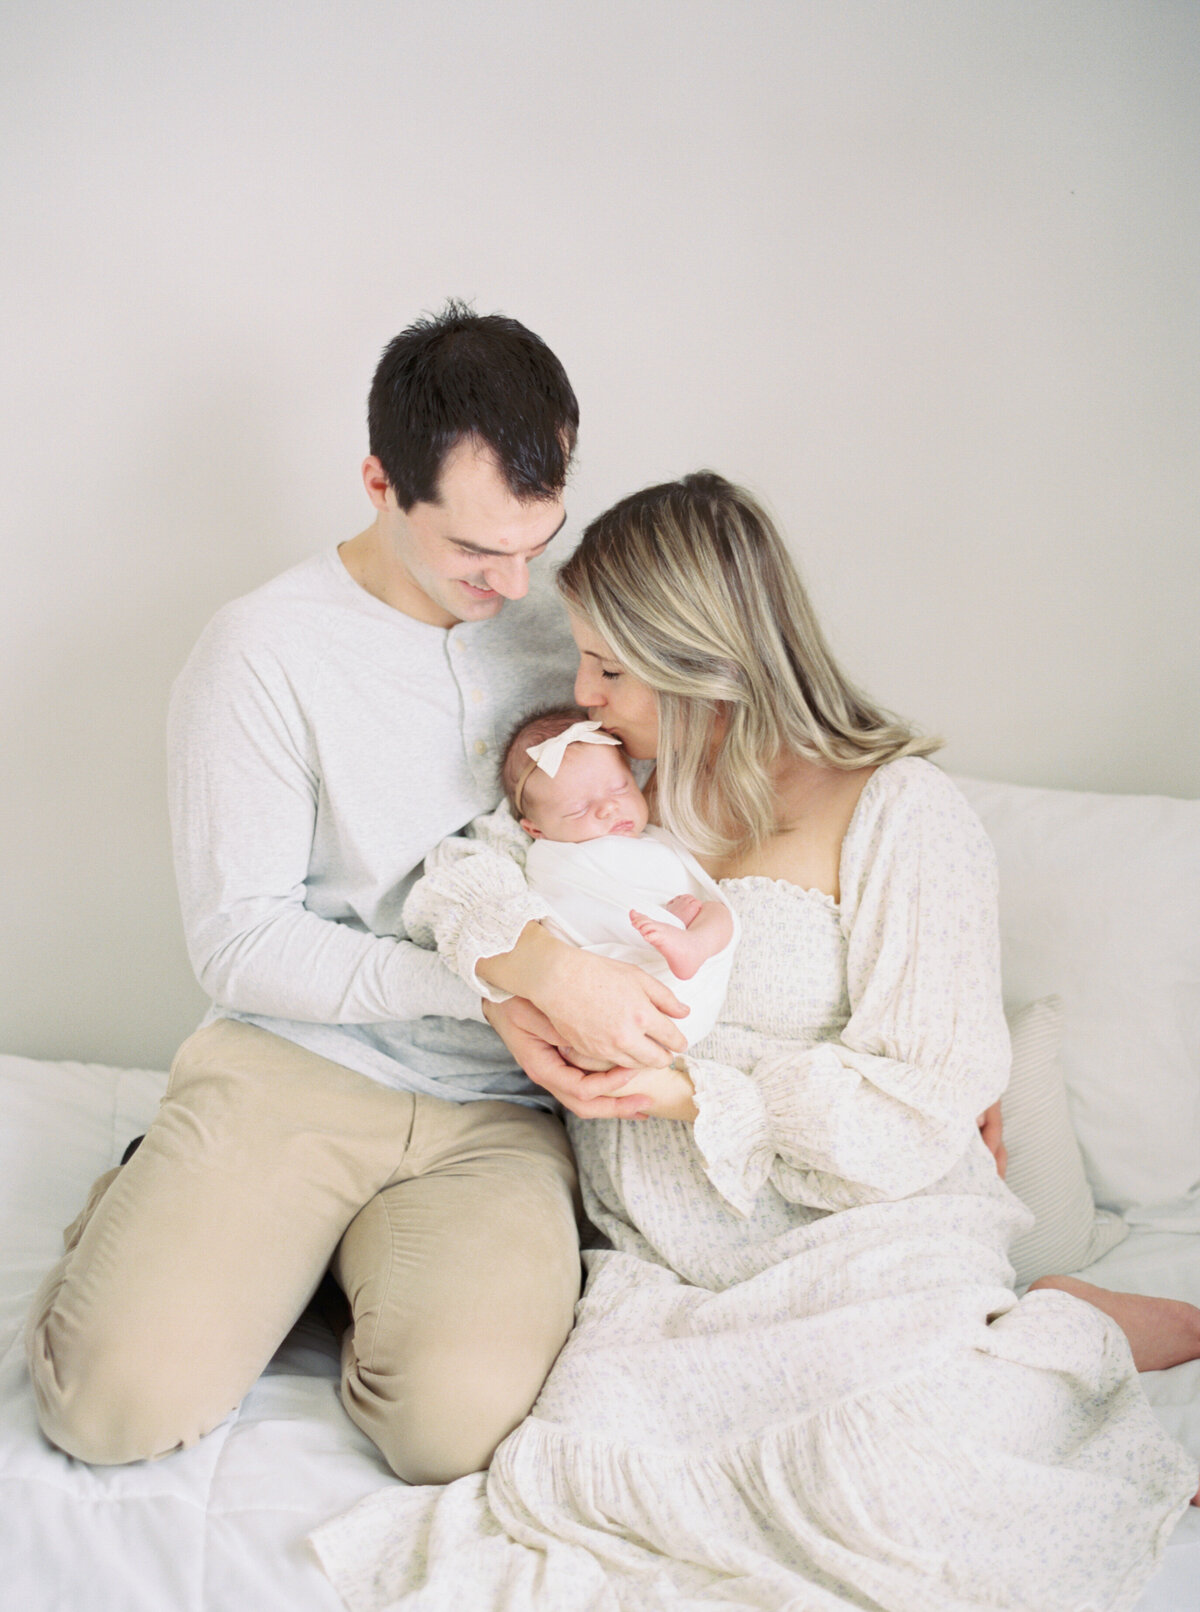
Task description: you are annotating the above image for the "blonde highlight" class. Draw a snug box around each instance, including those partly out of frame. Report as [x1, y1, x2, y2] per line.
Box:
[557, 472, 940, 858]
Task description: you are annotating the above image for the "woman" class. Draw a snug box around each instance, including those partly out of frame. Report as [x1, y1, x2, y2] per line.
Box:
[316, 473, 1199, 1612]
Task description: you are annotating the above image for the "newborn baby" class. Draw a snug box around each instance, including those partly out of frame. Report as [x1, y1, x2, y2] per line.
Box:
[504, 707, 738, 1048]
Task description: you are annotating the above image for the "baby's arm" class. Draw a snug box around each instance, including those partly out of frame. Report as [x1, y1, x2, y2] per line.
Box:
[629, 894, 734, 981]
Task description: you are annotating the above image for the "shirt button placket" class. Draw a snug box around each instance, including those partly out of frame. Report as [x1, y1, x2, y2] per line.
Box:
[451, 632, 493, 785]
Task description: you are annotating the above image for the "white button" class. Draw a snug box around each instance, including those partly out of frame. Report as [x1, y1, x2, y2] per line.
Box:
[471, 688, 483, 703]
[475, 740, 487, 755]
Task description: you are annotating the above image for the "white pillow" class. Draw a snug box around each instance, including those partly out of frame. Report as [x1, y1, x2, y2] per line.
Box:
[954, 776, 1200, 1222]
[1001, 997, 1127, 1288]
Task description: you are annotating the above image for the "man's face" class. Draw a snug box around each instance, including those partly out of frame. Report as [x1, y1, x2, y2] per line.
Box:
[376, 438, 566, 627]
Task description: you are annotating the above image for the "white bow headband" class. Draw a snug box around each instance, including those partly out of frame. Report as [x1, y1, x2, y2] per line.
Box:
[514, 720, 620, 815]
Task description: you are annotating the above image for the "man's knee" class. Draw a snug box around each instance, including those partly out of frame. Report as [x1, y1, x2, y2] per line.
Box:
[342, 1339, 560, 1485]
[28, 1312, 233, 1466]
[332, 1101, 584, 1483]
[339, 1242, 578, 1486]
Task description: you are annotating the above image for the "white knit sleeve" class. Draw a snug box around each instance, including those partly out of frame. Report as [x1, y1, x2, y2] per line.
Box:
[690, 763, 1011, 1216]
[402, 803, 552, 1000]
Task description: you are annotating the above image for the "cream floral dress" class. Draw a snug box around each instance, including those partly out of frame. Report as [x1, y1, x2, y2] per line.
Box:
[314, 759, 1197, 1612]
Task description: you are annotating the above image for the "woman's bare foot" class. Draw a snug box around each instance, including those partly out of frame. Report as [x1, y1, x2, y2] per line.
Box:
[1027, 1275, 1200, 1372]
[1030, 1277, 1200, 1502]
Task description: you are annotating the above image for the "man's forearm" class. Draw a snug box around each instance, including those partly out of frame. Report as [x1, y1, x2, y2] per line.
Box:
[188, 904, 485, 1025]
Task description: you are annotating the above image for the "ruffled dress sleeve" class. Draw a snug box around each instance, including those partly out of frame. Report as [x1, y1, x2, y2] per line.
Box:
[401, 801, 552, 1002]
[689, 759, 1011, 1216]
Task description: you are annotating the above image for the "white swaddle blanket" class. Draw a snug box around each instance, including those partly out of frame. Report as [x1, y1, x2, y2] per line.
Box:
[524, 826, 739, 1048]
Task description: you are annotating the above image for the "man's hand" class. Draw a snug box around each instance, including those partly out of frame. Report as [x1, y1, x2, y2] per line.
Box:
[484, 997, 662, 1118]
[479, 924, 689, 1070]
[977, 1100, 1007, 1179]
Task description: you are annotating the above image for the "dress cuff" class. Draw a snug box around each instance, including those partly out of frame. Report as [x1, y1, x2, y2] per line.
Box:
[750, 1038, 844, 1133]
[688, 1057, 775, 1217]
[750, 1039, 863, 1209]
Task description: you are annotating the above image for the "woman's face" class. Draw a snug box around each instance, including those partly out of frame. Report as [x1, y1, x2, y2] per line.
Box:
[569, 613, 660, 761]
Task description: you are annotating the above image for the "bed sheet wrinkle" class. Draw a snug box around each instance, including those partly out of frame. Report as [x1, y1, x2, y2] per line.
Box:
[195, 1369, 246, 1612]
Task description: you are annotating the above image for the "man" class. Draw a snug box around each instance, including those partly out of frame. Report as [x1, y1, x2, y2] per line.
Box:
[26, 303, 683, 1484]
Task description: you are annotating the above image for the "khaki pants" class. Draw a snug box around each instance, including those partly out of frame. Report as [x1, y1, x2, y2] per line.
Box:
[26, 1019, 581, 1483]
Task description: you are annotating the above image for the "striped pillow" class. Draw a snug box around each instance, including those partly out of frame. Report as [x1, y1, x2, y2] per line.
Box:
[1003, 996, 1128, 1289]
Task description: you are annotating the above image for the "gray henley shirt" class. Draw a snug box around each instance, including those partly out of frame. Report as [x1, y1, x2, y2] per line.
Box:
[167, 545, 577, 1106]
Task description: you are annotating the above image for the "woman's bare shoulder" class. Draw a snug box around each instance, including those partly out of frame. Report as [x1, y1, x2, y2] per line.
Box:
[704, 759, 879, 897]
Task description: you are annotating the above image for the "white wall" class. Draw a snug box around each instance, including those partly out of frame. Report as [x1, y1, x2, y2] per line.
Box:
[2, 1, 1197, 1068]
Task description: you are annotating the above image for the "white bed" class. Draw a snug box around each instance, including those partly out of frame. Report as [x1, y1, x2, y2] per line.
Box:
[1, 774, 1198, 1611]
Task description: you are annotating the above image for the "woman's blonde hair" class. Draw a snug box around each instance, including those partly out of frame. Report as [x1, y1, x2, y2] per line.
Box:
[556, 471, 940, 858]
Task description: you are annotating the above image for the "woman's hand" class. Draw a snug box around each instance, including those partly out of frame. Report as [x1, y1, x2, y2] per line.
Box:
[611, 1058, 699, 1122]
[479, 923, 690, 1069]
[977, 1100, 1007, 1179]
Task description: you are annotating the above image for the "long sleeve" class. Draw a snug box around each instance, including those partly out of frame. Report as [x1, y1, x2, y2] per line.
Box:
[168, 607, 485, 1027]
[402, 803, 551, 1001]
[690, 761, 1011, 1216]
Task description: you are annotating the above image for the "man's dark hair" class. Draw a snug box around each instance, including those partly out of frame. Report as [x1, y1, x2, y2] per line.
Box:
[368, 300, 579, 510]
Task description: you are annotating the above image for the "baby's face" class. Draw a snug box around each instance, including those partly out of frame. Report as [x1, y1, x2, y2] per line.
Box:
[520, 743, 649, 844]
